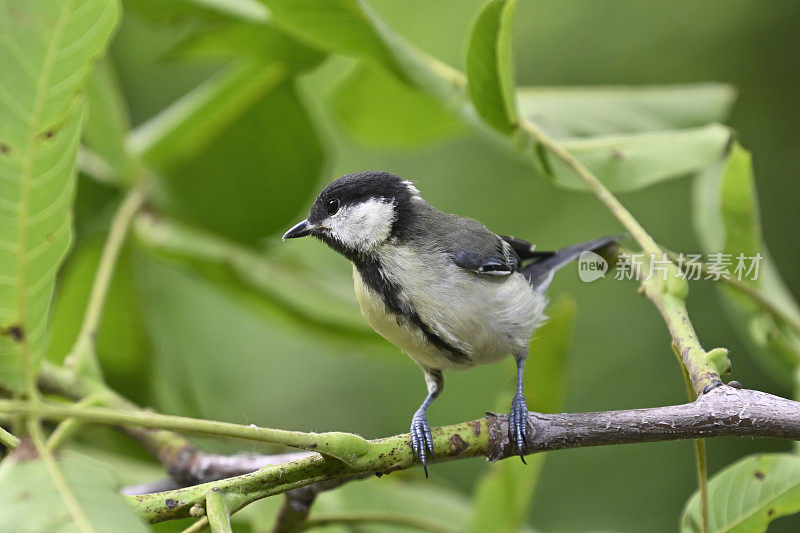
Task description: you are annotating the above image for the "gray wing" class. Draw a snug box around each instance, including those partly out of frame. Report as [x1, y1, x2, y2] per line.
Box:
[447, 220, 521, 276]
[500, 235, 555, 262]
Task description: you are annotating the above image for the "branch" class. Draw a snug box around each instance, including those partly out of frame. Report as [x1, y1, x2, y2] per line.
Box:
[37, 362, 371, 529]
[0, 399, 369, 465]
[64, 184, 148, 380]
[0, 425, 20, 449]
[599, 246, 728, 395]
[120, 385, 799, 523]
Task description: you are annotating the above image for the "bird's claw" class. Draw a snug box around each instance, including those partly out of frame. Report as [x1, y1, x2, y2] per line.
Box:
[508, 392, 529, 463]
[410, 410, 434, 477]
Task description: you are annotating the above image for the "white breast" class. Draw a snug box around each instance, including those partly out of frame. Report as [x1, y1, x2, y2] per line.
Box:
[352, 245, 547, 371]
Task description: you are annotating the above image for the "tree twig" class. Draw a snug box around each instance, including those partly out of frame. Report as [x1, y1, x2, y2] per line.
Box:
[37, 361, 368, 520]
[599, 246, 728, 395]
[0, 425, 20, 449]
[205, 489, 233, 533]
[64, 183, 149, 380]
[673, 344, 709, 533]
[0, 399, 369, 465]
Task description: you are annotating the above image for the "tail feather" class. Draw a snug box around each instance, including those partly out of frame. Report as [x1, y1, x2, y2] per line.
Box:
[522, 235, 620, 292]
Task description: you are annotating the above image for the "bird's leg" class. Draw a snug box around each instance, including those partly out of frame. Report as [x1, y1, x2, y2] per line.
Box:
[508, 349, 530, 462]
[410, 369, 443, 477]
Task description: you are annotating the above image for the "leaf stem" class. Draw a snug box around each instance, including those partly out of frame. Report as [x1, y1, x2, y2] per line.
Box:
[46, 394, 106, 451]
[65, 184, 148, 379]
[693, 438, 709, 533]
[673, 345, 709, 533]
[180, 518, 209, 533]
[206, 489, 233, 533]
[517, 118, 661, 255]
[0, 425, 20, 449]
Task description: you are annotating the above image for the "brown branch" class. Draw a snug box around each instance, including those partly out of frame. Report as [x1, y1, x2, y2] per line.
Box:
[491, 384, 800, 459]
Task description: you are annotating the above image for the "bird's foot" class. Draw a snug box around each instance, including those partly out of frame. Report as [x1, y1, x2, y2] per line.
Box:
[410, 410, 434, 477]
[508, 392, 529, 463]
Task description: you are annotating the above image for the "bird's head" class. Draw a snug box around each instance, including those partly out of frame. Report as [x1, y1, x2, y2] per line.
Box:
[283, 171, 421, 257]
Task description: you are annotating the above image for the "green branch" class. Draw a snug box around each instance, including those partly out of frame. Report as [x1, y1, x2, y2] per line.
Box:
[205, 489, 233, 533]
[0, 425, 20, 449]
[516, 119, 661, 255]
[64, 184, 149, 380]
[0, 399, 371, 465]
[674, 343, 709, 533]
[606, 249, 728, 395]
[129, 419, 487, 523]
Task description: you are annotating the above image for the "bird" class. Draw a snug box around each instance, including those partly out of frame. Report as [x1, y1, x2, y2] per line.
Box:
[283, 171, 616, 475]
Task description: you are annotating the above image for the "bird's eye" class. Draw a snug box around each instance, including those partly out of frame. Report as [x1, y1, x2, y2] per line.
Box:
[326, 198, 340, 215]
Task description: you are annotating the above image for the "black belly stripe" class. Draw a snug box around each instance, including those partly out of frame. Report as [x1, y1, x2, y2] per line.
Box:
[354, 254, 470, 364]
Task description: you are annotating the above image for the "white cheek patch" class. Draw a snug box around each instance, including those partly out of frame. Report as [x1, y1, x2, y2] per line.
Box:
[325, 198, 396, 250]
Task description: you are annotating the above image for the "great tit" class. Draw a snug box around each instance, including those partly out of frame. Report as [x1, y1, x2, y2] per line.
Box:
[283, 171, 615, 474]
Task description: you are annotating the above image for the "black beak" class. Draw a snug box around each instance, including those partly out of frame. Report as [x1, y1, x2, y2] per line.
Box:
[282, 219, 313, 240]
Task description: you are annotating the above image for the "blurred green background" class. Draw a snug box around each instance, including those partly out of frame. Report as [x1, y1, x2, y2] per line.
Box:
[46, 1, 800, 531]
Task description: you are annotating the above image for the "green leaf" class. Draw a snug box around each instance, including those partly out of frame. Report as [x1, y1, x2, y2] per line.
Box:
[245, 475, 476, 532]
[127, 60, 286, 171]
[170, 20, 323, 69]
[84, 58, 133, 182]
[256, 0, 405, 78]
[133, 214, 369, 333]
[183, 0, 269, 21]
[471, 296, 576, 533]
[330, 63, 466, 148]
[127, 20, 324, 171]
[681, 453, 800, 532]
[518, 83, 736, 138]
[125, 24, 326, 244]
[0, 0, 119, 391]
[465, 0, 518, 133]
[124, 0, 268, 23]
[155, 79, 325, 244]
[692, 143, 800, 384]
[0, 449, 148, 532]
[548, 124, 730, 192]
[719, 144, 761, 259]
[133, 253, 395, 421]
